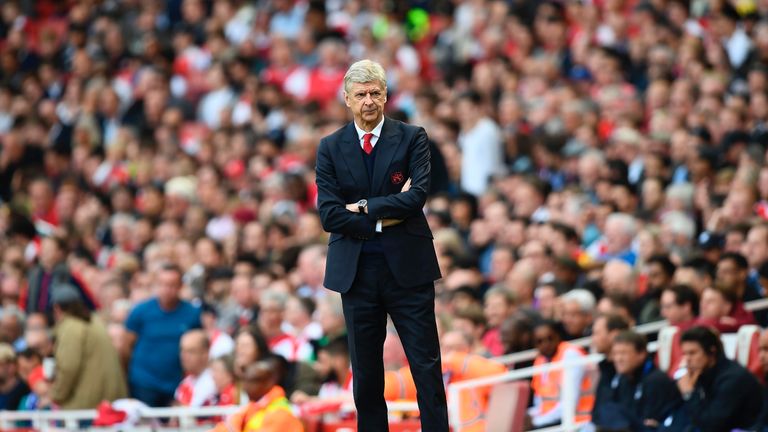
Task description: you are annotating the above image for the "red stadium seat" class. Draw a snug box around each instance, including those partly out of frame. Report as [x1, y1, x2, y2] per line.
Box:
[657, 326, 682, 378]
[735, 324, 763, 378]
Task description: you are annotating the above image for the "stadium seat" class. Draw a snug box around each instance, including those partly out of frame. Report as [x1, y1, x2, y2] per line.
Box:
[657, 326, 682, 377]
[735, 324, 763, 378]
[485, 381, 530, 432]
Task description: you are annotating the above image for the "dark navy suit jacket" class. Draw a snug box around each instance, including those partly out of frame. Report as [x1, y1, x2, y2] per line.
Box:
[316, 117, 441, 293]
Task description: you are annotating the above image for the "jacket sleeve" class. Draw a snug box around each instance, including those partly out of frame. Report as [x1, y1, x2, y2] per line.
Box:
[366, 127, 431, 220]
[641, 373, 682, 424]
[52, 320, 85, 403]
[683, 376, 743, 432]
[316, 137, 377, 238]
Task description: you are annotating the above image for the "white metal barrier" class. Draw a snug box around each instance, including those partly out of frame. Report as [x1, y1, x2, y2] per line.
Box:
[492, 297, 768, 367]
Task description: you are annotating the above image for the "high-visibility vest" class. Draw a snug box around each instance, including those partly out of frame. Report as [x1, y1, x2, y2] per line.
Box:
[243, 396, 294, 431]
[531, 342, 595, 423]
[383, 352, 506, 432]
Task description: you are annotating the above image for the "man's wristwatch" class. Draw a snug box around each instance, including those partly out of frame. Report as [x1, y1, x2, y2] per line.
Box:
[356, 199, 368, 214]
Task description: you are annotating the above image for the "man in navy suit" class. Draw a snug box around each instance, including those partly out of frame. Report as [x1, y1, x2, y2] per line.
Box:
[316, 59, 448, 431]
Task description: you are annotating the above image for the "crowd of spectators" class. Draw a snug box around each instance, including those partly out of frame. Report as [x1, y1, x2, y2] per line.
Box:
[5, 0, 768, 429]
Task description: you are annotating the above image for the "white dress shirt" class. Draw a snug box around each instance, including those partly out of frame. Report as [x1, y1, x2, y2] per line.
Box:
[354, 117, 386, 232]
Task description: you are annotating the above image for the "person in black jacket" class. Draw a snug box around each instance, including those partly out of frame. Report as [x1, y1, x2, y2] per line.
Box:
[676, 326, 763, 432]
[753, 328, 768, 431]
[594, 330, 681, 432]
[590, 313, 631, 427]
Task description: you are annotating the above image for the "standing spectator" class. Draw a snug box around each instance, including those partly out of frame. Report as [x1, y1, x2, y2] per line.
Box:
[51, 284, 127, 409]
[527, 320, 595, 428]
[174, 329, 216, 407]
[25, 236, 97, 317]
[456, 90, 504, 196]
[125, 264, 201, 407]
[0, 343, 28, 410]
[594, 331, 681, 431]
[676, 326, 763, 432]
[212, 360, 304, 432]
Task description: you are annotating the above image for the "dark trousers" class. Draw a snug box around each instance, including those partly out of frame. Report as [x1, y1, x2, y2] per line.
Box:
[341, 254, 448, 432]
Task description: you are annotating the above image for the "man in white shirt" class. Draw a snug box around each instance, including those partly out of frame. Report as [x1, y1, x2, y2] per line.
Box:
[174, 330, 216, 407]
[456, 91, 505, 196]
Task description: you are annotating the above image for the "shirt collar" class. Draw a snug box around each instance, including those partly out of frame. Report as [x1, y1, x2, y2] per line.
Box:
[354, 117, 385, 141]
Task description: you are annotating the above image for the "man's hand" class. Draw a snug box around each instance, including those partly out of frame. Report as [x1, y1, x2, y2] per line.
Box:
[345, 203, 360, 213]
[677, 369, 700, 395]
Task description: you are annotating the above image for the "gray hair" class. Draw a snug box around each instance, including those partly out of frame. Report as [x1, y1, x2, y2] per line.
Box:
[665, 183, 695, 210]
[560, 289, 596, 314]
[344, 59, 387, 93]
[261, 289, 289, 310]
[661, 211, 696, 240]
[606, 213, 639, 238]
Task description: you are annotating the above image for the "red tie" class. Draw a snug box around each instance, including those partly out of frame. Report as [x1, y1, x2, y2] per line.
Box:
[363, 133, 373, 154]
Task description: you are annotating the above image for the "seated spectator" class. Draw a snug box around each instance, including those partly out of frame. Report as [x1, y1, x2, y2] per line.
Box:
[638, 254, 676, 324]
[258, 290, 313, 362]
[590, 314, 630, 427]
[676, 326, 763, 431]
[0, 343, 29, 410]
[527, 320, 595, 428]
[596, 292, 636, 326]
[660, 284, 699, 330]
[212, 360, 304, 432]
[695, 286, 755, 333]
[559, 288, 596, 340]
[499, 312, 536, 367]
[16, 348, 41, 382]
[755, 328, 768, 431]
[451, 305, 490, 356]
[0, 305, 26, 351]
[716, 252, 763, 320]
[200, 303, 235, 359]
[209, 355, 240, 406]
[291, 336, 352, 405]
[481, 286, 516, 356]
[18, 365, 53, 411]
[174, 330, 216, 407]
[594, 331, 681, 431]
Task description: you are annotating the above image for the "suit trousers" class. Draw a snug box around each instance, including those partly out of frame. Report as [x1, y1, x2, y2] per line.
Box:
[341, 253, 448, 432]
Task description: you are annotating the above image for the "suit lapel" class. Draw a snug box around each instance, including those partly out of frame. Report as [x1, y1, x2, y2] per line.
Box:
[371, 118, 403, 195]
[339, 122, 370, 192]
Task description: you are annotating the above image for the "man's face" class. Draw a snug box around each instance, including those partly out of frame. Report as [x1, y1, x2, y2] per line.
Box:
[646, 263, 670, 292]
[156, 269, 181, 306]
[257, 300, 284, 334]
[534, 326, 560, 358]
[716, 259, 745, 291]
[759, 331, 768, 371]
[660, 290, 689, 324]
[242, 365, 274, 401]
[484, 294, 511, 328]
[612, 342, 646, 375]
[562, 301, 591, 337]
[591, 317, 611, 355]
[743, 227, 768, 269]
[700, 288, 730, 319]
[681, 341, 711, 374]
[344, 81, 386, 128]
[180, 334, 208, 376]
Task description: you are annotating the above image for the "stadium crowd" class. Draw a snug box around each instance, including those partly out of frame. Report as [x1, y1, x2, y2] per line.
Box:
[4, 0, 768, 430]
